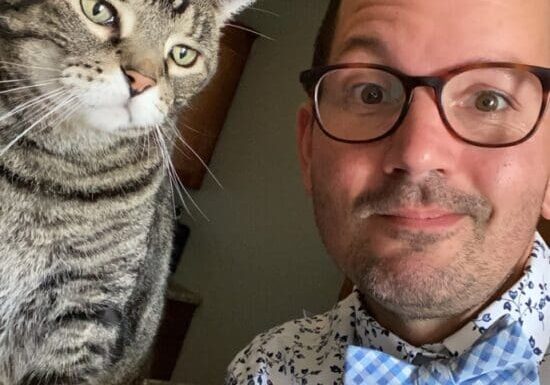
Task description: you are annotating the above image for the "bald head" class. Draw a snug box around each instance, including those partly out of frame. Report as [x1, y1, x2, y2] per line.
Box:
[314, 0, 550, 69]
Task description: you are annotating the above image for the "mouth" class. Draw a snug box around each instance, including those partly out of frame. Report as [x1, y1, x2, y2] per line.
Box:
[375, 208, 465, 230]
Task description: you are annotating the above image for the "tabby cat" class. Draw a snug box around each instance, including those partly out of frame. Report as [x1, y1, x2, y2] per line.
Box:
[0, 0, 253, 384]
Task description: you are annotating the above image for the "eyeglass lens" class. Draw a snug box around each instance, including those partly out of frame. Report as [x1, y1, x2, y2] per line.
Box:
[316, 67, 544, 145]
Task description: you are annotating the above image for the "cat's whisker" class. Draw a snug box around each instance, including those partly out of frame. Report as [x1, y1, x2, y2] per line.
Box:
[152, 126, 182, 218]
[157, 106, 201, 158]
[163, 123, 205, 161]
[155, 125, 210, 221]
[248, 6, 280, 17]
[161, 131, 193, 162]
[139, 132, 149, 161]
[168, 139, 198, 165]
[0, 61, 61, 73]
[159, 122, 194, 160]
[0, 80, 60, 95]
[2, 91, 75, 146]
[164, 120, 223, 190]
[161, 139, 187, 219]
[8, 93, 65, 129]
[0, 91, 68, 130]
[147, 130, 152, 161]
[160, 116, 223, 189]
[0, 93, 77, 157]
[0, 77, 64, 85]
[172, 143, 194, 162]
[47, 98, 82, 130]
[178, 121, 216, 138]
[225, 23, 275, 41]
[9, 92, 70, 130]
[0, 87, 66, 125]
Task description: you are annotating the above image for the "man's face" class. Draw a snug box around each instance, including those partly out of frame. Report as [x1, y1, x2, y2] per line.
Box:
[298, 0, 550, 319]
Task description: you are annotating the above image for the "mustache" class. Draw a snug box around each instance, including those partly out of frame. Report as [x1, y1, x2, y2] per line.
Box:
[353, 174, 492, 221]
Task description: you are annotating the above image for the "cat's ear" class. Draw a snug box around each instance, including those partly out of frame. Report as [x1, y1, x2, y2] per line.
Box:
[215, 0, 255, 21]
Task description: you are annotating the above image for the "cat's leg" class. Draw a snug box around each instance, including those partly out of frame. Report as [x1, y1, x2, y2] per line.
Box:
[16, 232, 170, 383]
[15, 307, 130, 385]
[14, 185, 172, 385]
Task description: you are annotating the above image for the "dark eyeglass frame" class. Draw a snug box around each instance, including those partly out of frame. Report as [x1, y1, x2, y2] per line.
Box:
[299, 62, 550, 148]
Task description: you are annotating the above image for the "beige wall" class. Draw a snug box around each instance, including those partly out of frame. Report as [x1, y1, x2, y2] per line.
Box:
[171, 2, 340, 384]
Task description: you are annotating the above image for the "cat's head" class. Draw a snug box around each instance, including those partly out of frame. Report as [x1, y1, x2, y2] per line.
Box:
[0, 0, 254, 146]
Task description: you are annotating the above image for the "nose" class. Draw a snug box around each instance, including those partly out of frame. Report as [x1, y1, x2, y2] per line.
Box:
[122, 68, 157, 97]
[381, 89, 458, 180]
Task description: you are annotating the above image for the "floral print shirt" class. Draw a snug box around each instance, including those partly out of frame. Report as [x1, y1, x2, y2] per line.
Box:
[226, 233, 550, 385]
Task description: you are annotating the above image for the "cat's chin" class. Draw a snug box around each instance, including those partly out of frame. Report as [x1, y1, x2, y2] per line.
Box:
[78, 103, 166, 134]
[78, 106, 131, 132]
[69, 84, 167, 133]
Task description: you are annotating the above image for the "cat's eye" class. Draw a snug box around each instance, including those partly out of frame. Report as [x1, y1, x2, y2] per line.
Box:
[171, 46, 200, 68]
[81, 0, 117, 26]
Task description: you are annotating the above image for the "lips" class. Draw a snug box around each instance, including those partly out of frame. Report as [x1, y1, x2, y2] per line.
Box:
[385, 208, 458, 219]
[376, 208, 465, 229]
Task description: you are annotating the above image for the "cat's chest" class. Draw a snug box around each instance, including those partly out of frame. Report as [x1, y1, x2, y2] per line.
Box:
[0, 185, 157, 328]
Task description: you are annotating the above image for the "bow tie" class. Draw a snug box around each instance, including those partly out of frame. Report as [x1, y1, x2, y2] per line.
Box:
[344, 315, 540, 384]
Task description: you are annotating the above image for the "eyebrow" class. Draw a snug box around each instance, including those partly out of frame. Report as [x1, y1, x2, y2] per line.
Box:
[334, 36, 391, 61]
[333, 37, 529, 71]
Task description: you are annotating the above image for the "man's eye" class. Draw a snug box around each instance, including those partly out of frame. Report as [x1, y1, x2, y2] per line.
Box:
[474, 91, 511, 112]
[359, 83, 386, 104]
[349, 83, 387, 105]
[81, 0, 117, 26]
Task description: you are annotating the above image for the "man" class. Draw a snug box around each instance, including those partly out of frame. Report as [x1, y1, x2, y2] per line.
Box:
[226, 0, 550, 383]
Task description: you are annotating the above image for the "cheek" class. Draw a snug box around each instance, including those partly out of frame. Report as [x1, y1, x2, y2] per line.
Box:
[311, 135, 384, 203]
[20, 40, 64, 84]
[472, 156, 519, 196]
[171, 74, 209, 105]
[309, 137, 390, 257]
[157, 81, 174, 110]
[468, 148, 546, 220]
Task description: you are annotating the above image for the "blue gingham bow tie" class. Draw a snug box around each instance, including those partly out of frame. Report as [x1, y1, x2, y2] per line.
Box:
[344, 315, 540, 384]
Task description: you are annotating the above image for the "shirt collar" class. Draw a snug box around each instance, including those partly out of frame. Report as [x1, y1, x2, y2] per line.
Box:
[348, 232, 550, 364]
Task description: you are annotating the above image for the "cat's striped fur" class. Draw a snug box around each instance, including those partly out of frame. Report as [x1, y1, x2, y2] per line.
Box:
[0, 0, 253, 384]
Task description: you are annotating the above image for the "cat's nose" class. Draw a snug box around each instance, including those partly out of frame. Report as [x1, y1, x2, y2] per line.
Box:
[122, 68, 157, 97]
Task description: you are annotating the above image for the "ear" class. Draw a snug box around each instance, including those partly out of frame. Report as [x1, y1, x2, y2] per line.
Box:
[297, 102, 315, 195]
[216, 0, 256, 21]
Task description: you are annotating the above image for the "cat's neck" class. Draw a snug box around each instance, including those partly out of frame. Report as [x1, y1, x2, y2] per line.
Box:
[0, 126, 167, 201]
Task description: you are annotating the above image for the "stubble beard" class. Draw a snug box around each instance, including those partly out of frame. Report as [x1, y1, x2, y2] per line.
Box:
[347, 226, 501, 320]
[311, 173, 535, 321]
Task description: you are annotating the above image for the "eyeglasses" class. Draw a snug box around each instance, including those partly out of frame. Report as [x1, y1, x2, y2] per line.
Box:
[299, 63, 550, 147]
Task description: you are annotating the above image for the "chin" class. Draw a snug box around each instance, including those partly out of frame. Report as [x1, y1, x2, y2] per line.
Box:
[78, 104, 166, 133]
[354, 259, 473, 319]
[79, 106, 130, 132]
[345, 231, 496, 319]
[74, 86, 168, 133]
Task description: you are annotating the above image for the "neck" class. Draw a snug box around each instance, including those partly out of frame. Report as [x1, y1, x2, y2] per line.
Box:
[362, 238, 534, 347]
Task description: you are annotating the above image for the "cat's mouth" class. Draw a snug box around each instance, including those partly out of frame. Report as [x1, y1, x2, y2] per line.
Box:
[56, 67, 167, 133]
[78, 92, 166, 133]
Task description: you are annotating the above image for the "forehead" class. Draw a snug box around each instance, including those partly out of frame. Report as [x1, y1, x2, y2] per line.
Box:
[331, 0, 550, 73]
[120, 0, 218, 44]
[128, 0, 213, 23]
[133, 0, 214, 18]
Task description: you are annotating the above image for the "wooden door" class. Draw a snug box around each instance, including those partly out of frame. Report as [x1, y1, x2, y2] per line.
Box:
[539, 219, 550, 242]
